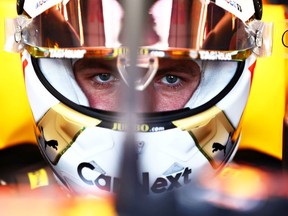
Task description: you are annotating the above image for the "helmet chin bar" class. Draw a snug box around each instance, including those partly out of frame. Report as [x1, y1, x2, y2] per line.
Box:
[117, 55, 159, 91]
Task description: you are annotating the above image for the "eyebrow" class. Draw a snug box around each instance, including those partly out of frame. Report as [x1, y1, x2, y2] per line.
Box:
[157, 59, 200, 74]
[74, 59, 117, 72]
[74, 58, 201, 77]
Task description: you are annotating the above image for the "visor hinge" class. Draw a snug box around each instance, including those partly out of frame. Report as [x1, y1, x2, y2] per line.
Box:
[14, 25, 22, 44]
[250, 21, 273, 57]
[255, 30, 263, 48]
[4, 15, 31, 53]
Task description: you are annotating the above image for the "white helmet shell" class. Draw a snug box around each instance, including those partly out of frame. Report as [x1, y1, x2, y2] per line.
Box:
[17, 0, 263, 196]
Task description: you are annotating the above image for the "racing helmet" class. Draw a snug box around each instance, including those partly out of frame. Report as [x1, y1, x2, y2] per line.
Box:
[11, 0, 271, 196]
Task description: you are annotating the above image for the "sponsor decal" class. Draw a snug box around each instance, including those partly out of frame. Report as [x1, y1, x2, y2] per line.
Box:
[40, 126, 59, 151]
[35, 0, 49, 9]
[47, 49, 87, 58]
[199, 50, 232, 60]
[215, 0, 255, 21]
[24, 0, 62, 18]
[223, 0, 242, 12]
[111, 122, 169, 132]
[112, 122, 150, 132]
[77, 162, 192, 195]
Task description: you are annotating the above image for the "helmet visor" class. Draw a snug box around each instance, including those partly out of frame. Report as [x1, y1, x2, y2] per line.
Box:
[23, 0, 255, 60]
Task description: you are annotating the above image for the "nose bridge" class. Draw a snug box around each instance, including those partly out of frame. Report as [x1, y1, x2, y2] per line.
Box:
[135, 84, 154, 112]
[117, 55, 159, 91]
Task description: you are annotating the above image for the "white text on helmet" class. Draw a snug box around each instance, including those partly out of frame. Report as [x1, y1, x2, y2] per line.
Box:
[199, 51, 232, 60]
[36, 0, 49, 9]
[48, 49, 86, 58]
[224, 0, 242, 12]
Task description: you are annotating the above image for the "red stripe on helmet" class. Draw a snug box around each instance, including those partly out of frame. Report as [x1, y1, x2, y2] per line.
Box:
[248, 60, 257, 85]
[22, 59, 28, 76]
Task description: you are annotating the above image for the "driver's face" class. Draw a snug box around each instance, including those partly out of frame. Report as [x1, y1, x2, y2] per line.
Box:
[73, 58, 201, 112]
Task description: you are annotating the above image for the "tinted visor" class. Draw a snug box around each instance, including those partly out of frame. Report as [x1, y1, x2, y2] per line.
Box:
[23, 0, 255, 60]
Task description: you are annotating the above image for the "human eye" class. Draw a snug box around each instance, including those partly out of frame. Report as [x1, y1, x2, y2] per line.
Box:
[94, 73, 118, 84]
[73, 59, 121, 87]
[160, 74, 182, 87]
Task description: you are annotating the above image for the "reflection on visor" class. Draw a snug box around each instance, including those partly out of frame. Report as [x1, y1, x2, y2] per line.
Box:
[20, 0, 259, 60]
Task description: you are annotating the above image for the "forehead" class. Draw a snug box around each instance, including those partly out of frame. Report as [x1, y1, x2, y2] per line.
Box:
[73, 57, 201, 70]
